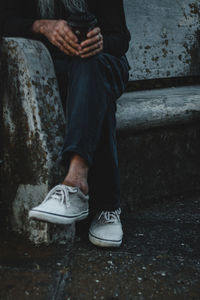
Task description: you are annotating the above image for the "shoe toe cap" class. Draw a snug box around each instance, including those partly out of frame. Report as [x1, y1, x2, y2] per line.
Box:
[90, 223, 123, 241]
[31, 200, 65, 215]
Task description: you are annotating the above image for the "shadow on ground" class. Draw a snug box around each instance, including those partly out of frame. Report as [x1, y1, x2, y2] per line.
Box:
[0, 195, 200, 300]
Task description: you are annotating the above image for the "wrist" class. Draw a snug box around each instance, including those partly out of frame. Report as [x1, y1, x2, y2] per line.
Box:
[32, 20, 46, 34]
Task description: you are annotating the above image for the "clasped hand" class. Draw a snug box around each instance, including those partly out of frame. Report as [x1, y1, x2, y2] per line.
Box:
[33, 20, 103, 58]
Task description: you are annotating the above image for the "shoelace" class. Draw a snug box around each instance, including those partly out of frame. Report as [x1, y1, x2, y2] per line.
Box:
[43, 184, 78, 208]
[98, 208, 121, 224]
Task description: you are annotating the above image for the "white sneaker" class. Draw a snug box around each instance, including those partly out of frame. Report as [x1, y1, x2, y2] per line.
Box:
[89, 209, 123, 247]
[29, 184, 89, 224]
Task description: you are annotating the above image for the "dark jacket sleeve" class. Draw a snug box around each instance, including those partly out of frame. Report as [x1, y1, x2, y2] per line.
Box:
[0, 0, 37, 38]
[94, 0, 131, 57]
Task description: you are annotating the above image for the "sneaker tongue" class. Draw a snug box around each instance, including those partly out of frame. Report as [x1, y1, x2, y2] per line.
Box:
[50, 190, 63, 200]
[100, 212, 117, 223]
[55, 190, 62, 196]
[63, 185, 78, 193]
[106, 219, 115, 224]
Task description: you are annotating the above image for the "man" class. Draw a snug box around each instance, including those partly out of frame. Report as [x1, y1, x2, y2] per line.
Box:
[1, 0, 130, 247]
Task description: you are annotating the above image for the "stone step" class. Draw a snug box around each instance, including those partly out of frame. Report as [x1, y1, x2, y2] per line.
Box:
[117, 86, 200, 132]
[116, 86, 200, 211]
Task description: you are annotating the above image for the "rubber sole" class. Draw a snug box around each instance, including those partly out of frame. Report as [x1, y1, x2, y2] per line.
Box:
[29, 209, 89, 225]
[89, 232, 122, 248]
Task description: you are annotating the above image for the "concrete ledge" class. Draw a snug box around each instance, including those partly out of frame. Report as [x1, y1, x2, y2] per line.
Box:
[117, 86, 200, 210]
[117, 86, 200, 133]
[0, 38, 75, 244]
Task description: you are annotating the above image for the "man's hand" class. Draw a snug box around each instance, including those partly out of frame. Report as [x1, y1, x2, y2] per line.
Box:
[32, 20, 81, 56]
[79, 27, 103, 58]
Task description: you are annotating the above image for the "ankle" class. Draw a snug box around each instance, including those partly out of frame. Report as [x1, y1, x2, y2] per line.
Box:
[70, 155, 89, 173]
[63, 179, 89, 195]
[63, 154, 89, 195]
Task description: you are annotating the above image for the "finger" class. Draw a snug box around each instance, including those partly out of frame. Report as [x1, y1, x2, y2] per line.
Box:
[55, 29, 80, 54]
[63, 36, 81, 52]
[54, 41, 72, 56]
[80, 43, 103, 58]
[80, 48, 101, 58]
[62, 26, 81, 51]
[55, 23, 81, 51]
[51, 35, 74, 56]
[80, 34, 101, 49]
[86, 27, 101, 38]
[62, 23, 78, 42]
[80, 40, 103, 55]
[61, 38, 79, 55]
[62, 48, 74, 56]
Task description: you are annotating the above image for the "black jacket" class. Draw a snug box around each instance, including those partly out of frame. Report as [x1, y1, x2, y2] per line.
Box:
[0, 0, 131, 57]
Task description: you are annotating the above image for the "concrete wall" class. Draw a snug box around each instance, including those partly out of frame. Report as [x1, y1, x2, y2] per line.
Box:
[125, 0, 200, 80]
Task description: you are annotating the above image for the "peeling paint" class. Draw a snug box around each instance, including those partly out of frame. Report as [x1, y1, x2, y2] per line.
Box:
[125, 0, 200, 80]
[152, 56, 159, 62]
[162, 48, 168, 58]
[164, 40, 169, 47]
[189, 3, 200, 17]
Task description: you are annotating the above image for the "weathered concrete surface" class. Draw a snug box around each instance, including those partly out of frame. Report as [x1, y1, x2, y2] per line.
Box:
[125, 0, 200, 80]
[0, 38, 75, 244]
[1, 36, 200, 246]
[116, 86, 200, 211]
[66, 195, 200, 299]
[116, 86, 200, 132]
[0, 194, 200, 299]
[0, 228, 72, 299]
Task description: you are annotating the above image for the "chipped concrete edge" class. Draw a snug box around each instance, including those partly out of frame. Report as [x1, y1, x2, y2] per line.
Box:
[1, 38, 75, 245]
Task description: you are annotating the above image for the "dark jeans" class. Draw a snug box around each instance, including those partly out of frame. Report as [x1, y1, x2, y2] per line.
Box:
[52, 51, 129, 211]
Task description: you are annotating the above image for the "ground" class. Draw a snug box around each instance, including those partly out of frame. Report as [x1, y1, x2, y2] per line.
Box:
[0, 194, 200, 300]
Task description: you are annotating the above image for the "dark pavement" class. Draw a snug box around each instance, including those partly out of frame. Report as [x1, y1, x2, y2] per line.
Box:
[0, 194, 200, 300]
